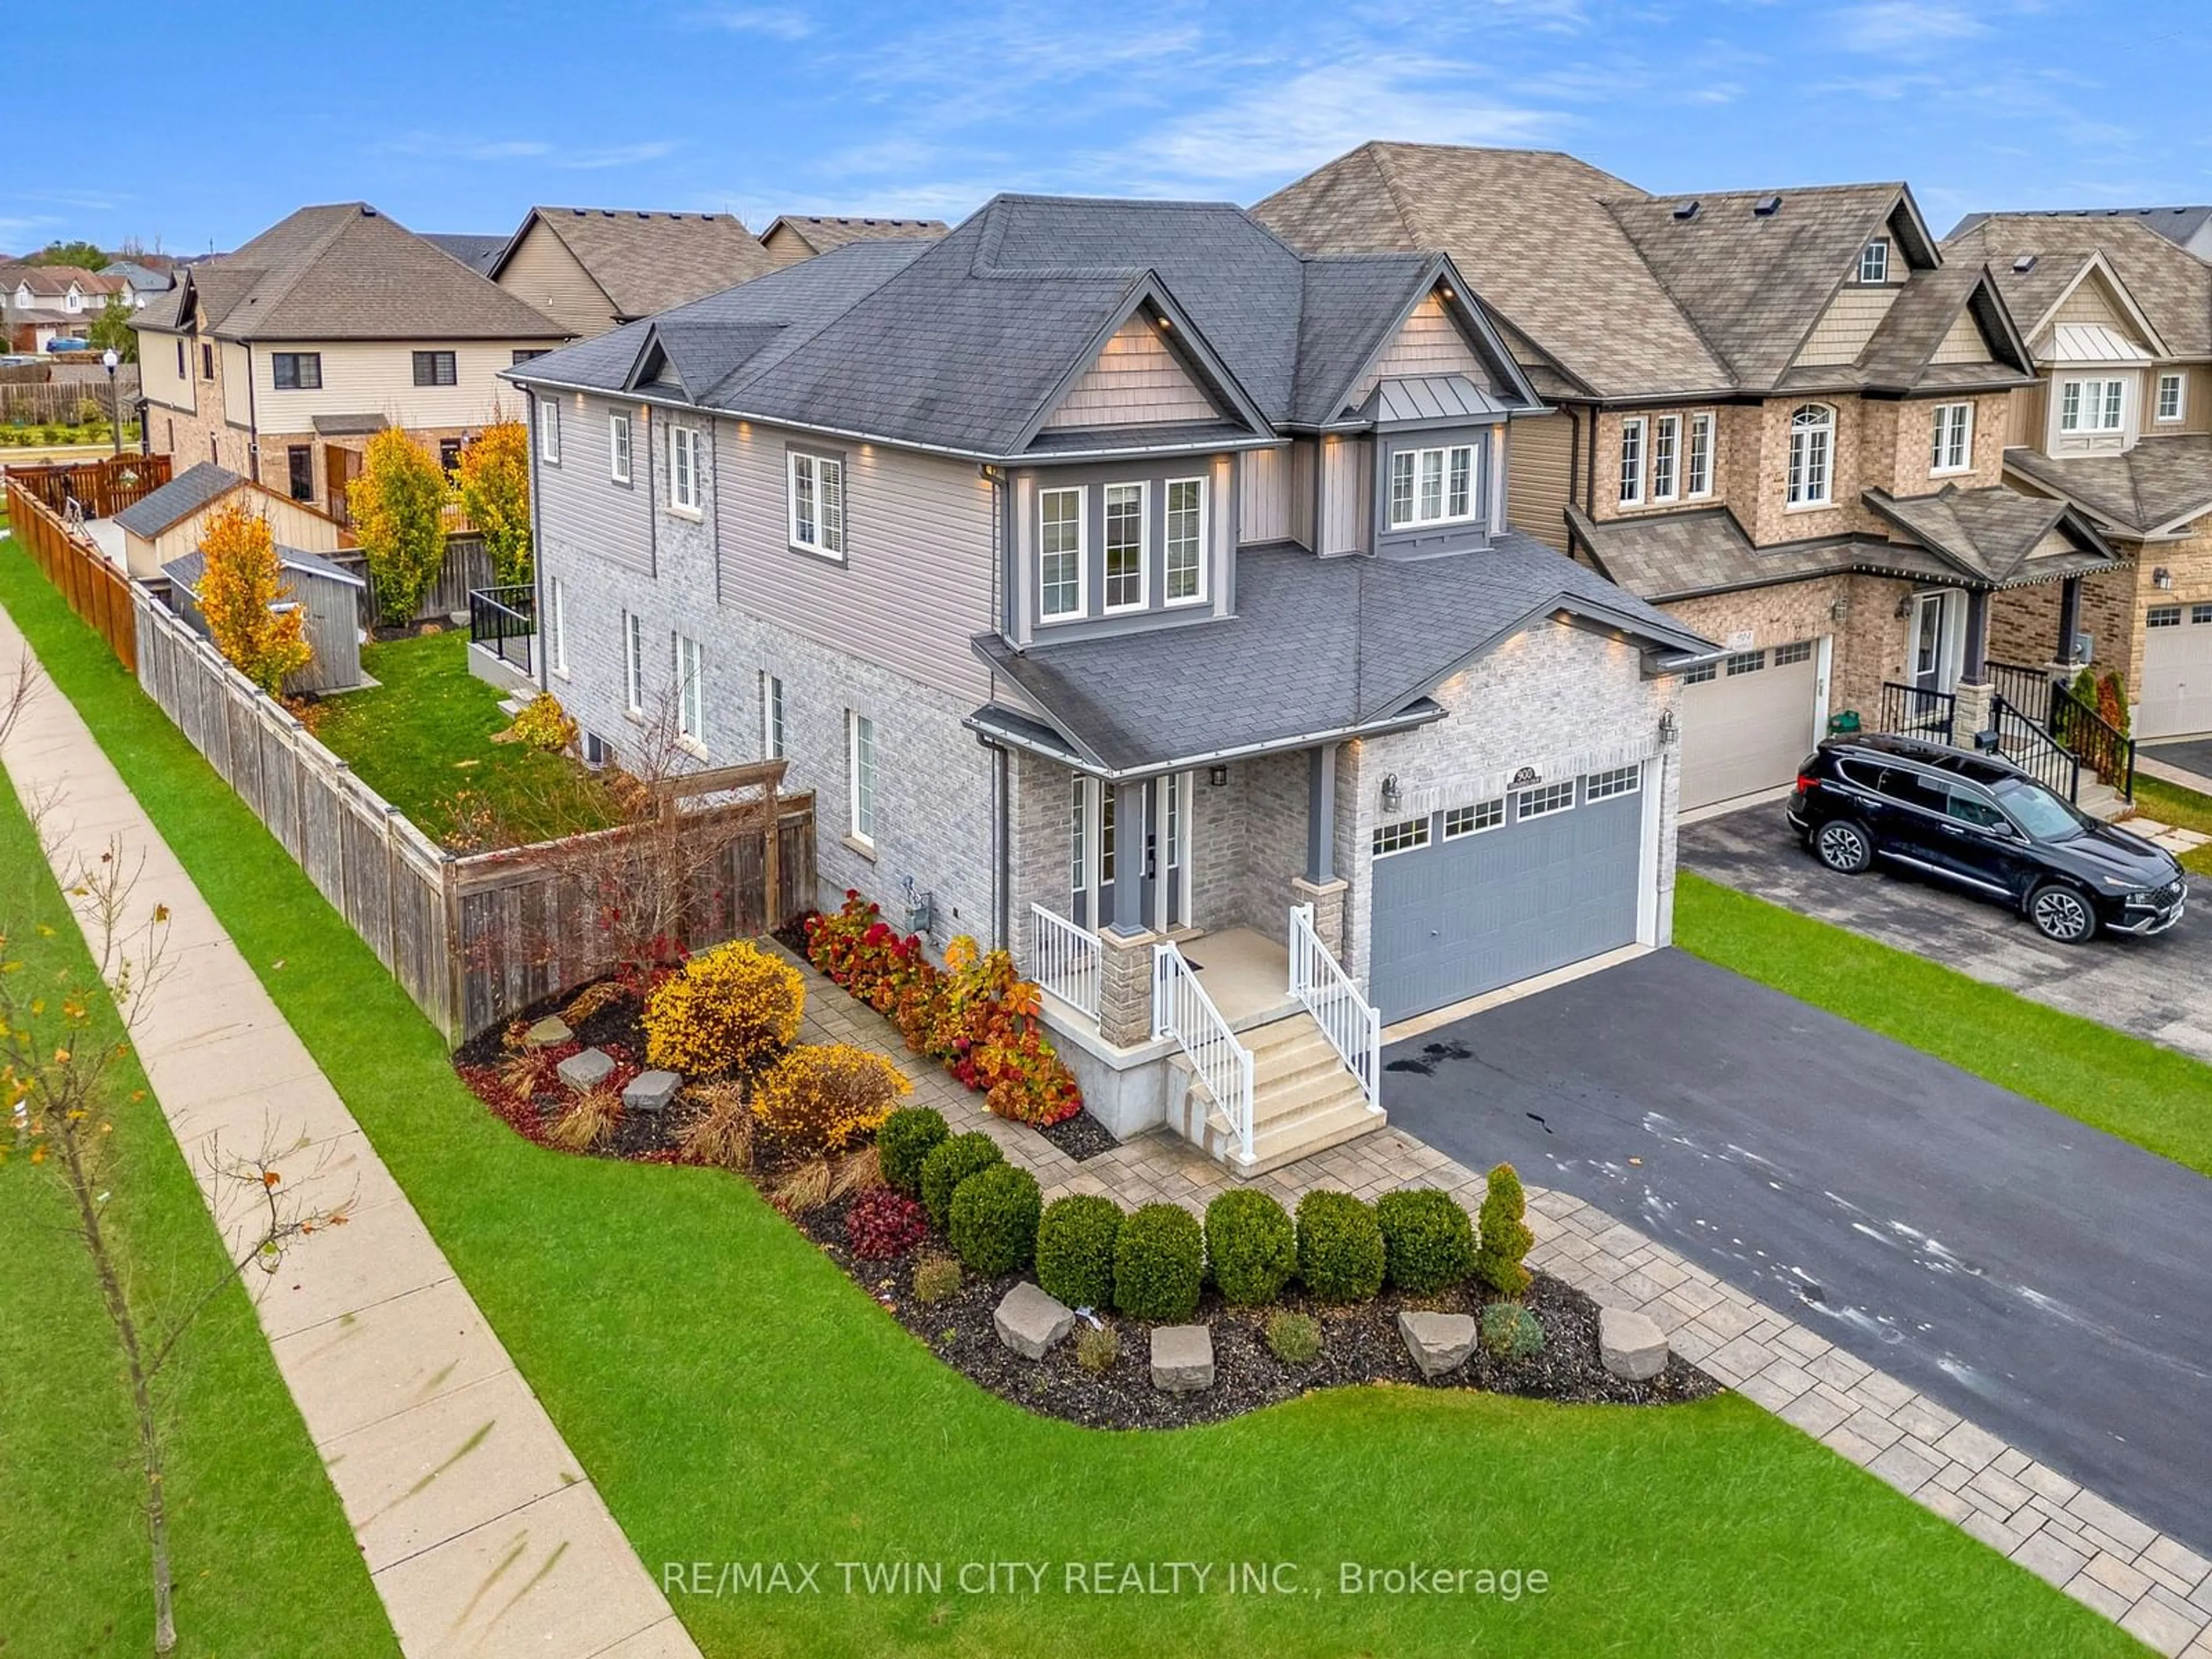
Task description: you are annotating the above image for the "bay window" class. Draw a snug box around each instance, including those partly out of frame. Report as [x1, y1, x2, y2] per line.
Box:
[1930, 402, 1973, 474]
[1388, 441, 1479, 529]
[2059, 378, 2126, 434]
[1165, 476, 1206, 604]
[1039, 485, 1084, 619]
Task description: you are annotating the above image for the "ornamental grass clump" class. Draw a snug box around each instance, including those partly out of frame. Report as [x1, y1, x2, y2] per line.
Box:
[1112, 1203, 1203, 1323]
[676, 1079, 753, 1171]
[1375, 1188, 1478, 1294]
[911, 1255, 962, 1305]
[548, 1086, 622, 1154]
[751, 1044, 911, 1155]
[1204, 1189, 1297, 1306]
[1474, 1162, 1535, 1298]
[1294, 1190, 1386, 1303]
[643, 940, 804, 1075]
[1074, 1324, 1119, 1374]
[919, 1131, 1003, 1230]
[1035, 1194, 1123, 1310]
[947, 1163, 1042, 1277]
[877, 1105, 950, 1196]
[1265, 1309, 1323, 1365]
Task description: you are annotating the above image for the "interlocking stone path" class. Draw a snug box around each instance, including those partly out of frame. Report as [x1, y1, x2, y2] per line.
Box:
[791, 950, 2212, 1657]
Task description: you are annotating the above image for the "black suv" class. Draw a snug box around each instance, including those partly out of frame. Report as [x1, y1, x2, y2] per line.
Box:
[1786, 733, 2185, 943]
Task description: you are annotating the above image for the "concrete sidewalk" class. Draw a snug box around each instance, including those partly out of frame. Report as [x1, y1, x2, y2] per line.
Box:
[0, 602, 699, 1658]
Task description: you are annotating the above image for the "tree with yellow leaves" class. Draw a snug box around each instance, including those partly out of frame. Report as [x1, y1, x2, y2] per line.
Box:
[452, 418, 533, 585]
[349, 427, 448, 626]
[195, 501, 310, 695]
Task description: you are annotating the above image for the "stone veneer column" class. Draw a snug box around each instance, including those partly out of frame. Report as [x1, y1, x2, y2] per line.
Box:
[1290, 875, 1349, 961]
[1096, 926, 1158, 1048]
[1952, 680, 1994, 747]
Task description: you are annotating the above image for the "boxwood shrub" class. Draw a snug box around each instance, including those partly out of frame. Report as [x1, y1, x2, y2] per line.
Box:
[919, 1130, 1002, 1229]
[1113, 1203, 1204, 1323]
[1036, 1194, 1123, 1310]
[1204, 1188, 1296, 1305]
[1294, 1190, 1385, 1302]
[878, 1105, 949, 1197]
[948, 1162, 1042, 1277]
[1375, 1188, 1476, 1294]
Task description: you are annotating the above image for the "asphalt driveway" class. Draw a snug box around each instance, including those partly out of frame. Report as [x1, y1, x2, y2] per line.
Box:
[2145, 738, 2212, 788]
[1382, 949, 2212, 1550]
[1683, 802, 2212, 1065]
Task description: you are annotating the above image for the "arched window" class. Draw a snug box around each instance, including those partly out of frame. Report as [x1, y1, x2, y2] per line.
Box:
[1787, 403, 1834, 507]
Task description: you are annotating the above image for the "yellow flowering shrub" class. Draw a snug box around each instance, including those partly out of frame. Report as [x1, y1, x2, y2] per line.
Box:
[506, 691, 578, 755]
[751, 1044, 911, 1154]
[642, 941, 804, 1075]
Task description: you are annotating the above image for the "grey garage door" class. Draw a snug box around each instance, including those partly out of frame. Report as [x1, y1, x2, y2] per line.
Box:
[1678, 641, 1822, 810]
[1369, 769, 1644, 1024]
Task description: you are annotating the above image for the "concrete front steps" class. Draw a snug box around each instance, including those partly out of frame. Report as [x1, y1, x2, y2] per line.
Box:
[2078, 778, 2126, 821]
[1167, 1009, 1384, 1179]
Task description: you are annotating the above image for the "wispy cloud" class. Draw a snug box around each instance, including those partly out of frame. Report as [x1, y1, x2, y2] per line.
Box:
[1834, 1, 1990, 55]
[366, 132, 680, 170]
[683, 5, 812, 40]
[555, 141, 683, 170]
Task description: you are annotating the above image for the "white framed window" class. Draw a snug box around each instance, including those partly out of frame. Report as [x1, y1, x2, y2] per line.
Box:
[1652, 415, 1679, 502]
[2157, 372, 2186, 423]
[1786, 404, 1834, 507]
[1069, 775, 1085, 900]
[548, 575, 567, 677]
[609, 412, 632, 483]
[2059, 377, 2126, 434]
[1930, 402, 1973, 474]
[674, 632, 705, 744]
[1517, 781, 1575, 820]
[1443, 799, 1504, 839]
[761, 673, 784, 759]
[1372, 816, 1430, 858]
[1103, 482, 1146, 612]
[538, 397, 560, 464]
[622, 611, 644, 713]
[1164, 476, 1206, 604]
[1860, 238, 1889, 284]
[847, 711, 877, 850]
[1685, 411, 1713, 498]
[1387, 442, 1478, 529]
[1586, 765, 1641, 801]
[670, 425, 702, 513]
[1039, 485, 1084, 619]
[787, 450, 846, 557]
[1618, 418, 1645, 506]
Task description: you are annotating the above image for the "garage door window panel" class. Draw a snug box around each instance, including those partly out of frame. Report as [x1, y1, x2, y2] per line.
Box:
[1586, 766, 1640, 801]
[1373, 816, 1431, 857]
[1516, 781, 1575, 821]
[1444, 800, 1504, 839]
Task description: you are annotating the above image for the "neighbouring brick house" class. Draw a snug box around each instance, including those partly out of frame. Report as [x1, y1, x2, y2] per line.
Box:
[1948, 212, 2212, 739]
[1256, 146, 2123, 812]
[131, 203, 571, 522]
[509, 195, 1710, 1175]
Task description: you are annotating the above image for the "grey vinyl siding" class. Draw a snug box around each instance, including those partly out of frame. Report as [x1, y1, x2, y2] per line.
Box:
[1319, 434, 1373, 556]
[1288, 437, 1317, 551]
[714, 419, 995, 700]
[1239, 444, 1290, 544]
[537, 391, 654, 578]
[1350, 290, 1493, 404]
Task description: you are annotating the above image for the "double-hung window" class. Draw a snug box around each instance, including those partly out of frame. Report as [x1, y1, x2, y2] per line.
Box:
[2059, 378, 2125, 434]
[1103, 482, 1146, 612]
[1387, 442, 1479, 529]
[674, 633, 704, 745]
[538, 397, 560, 464]
[411, 350, 457, 387]
[670, 425, 702, 513]
[1685, 411, 1713, 498]
[271, 351, 321, 389]
[2157, 372, 2186, 423]
[1859, 239, 1889, 284]
[1651, 415, 1679, 502]
[609, 412, 632, 483]
[548, 576, 567, 676]
[1786, 404, 1834, 507]
[847, 712, 877, 850]
[1164, 477, 1206, 604]
[1930, 402, 1973, 474]
[622, 611, 644, 713]
[1039, 486, 1084, 619]
[1618, 418, 1645, 506]
[761, 673, 785, 759]
[788, 450, 844, 556]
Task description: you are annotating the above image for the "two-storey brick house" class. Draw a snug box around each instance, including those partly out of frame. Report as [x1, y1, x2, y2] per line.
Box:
[1256, 145, 2123, 812]
[508, 194, 1711, 1174]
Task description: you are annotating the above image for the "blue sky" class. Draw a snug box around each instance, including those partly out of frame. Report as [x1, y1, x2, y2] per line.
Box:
[10, 0, 2210, 256]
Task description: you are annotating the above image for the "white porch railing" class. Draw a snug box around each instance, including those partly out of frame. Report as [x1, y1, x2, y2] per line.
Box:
[1289, 902, 1381, 1110]
[1153, 939, 1256, 1164]
[1029, 902, 1102, 1018]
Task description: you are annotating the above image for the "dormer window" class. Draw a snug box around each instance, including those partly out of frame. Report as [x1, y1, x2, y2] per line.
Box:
[2059, 378, 2124, 434]
[1039, 485, 1084, 619]
[1389, 442, 1478, 528]
[1860, 239, 1889, 284]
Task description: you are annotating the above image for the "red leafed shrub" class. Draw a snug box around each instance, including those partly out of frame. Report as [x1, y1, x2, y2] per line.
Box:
[846, 1185, 928, 1259]
[459, 1063, 551, 1146]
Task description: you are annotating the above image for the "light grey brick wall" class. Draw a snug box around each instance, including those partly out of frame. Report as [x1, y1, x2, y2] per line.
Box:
[1234, 749, 1310, 945]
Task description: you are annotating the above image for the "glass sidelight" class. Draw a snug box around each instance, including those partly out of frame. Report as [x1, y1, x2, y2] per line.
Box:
[1069, 773, 1192, 933]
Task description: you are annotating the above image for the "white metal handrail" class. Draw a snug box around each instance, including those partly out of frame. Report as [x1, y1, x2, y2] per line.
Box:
[1029, 902, 1102, 1018]
[1153, 938, 1255, 1163]
[1289, 902, 1381, 1110]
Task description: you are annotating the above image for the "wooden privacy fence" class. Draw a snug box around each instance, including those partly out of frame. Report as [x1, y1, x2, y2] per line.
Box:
[130, 588, 816, 1043]
[5, 474, 137, 670]
[7, 451, 169, 518]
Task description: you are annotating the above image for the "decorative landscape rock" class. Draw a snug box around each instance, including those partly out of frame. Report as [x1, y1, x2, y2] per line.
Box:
[1149, 1324, 1215, 1393]
[1397, 1309, 1479, 1379]
[622, 1070, 682, 1114]
[524, 1015, 573, 1048]
[556, 1047, 616, 1092]
[993, 1282, 1075, 1361]
[1599, 1306, 1670, 1381]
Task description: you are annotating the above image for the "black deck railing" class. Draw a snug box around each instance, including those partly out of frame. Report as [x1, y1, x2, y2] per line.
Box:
[1879, 682, 1955, 743]
[1984, 659, 2054, 728]
[1991, 693, 2082, 802]
[468, 584, 534, 674]
[2051, 679, 2137, 801]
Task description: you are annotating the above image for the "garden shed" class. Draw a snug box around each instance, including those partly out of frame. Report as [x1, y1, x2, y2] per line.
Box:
[115, 461, 348, 581]
[160, 545, 367, 694]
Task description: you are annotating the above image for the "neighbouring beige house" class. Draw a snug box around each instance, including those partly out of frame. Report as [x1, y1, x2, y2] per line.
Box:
[1257, 145, 2123, 812]
[1948, 213, 2212, 738]
[131, 203, 571, 523]
[486, 206, 781, 338]
[757, 214, 948, 268]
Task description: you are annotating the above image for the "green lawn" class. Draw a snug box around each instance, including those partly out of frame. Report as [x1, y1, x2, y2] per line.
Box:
[0, 539, 2147, 1658]
[2132, 774, 2212, 876]
[1677, 872, 2212, 1179]
[313, 630, 611, 846]
[0, 754, 396, 1654]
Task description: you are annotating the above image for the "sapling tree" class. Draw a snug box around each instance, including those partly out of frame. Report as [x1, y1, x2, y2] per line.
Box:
[195, 501, 311, 694]
[451, 417, 533, 585]
[349, 427, 448, 626]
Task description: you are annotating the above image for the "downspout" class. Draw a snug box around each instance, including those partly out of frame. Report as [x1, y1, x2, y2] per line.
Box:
[243, 342, 261, 484]
[983, 464, 1010, 951]
[529, 393, 548, 692]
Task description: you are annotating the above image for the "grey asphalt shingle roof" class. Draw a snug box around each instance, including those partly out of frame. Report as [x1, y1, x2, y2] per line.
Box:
[1955, 206, 2212, 255]
[972, 533, 1709, 774]
[162, 544, 364, 594]
[1566, 504, 1944, 600]
[114, 463, 243, 536]
[425, 233, 506, 274]
[2006, 436, 2212, 536]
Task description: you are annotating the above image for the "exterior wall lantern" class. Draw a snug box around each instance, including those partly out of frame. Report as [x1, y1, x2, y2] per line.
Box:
[1207, 764, 1228, 787]
[1830, 596, 1850, 622]
[2154, 566, 2174, 590]
[1658, 709, 1678, 746]
[1380, 774, 1403, 814]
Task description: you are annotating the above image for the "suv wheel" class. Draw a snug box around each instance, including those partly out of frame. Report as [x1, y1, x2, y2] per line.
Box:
[1814, 819, 1874, 874]
[2029, 882, 2097, 944]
